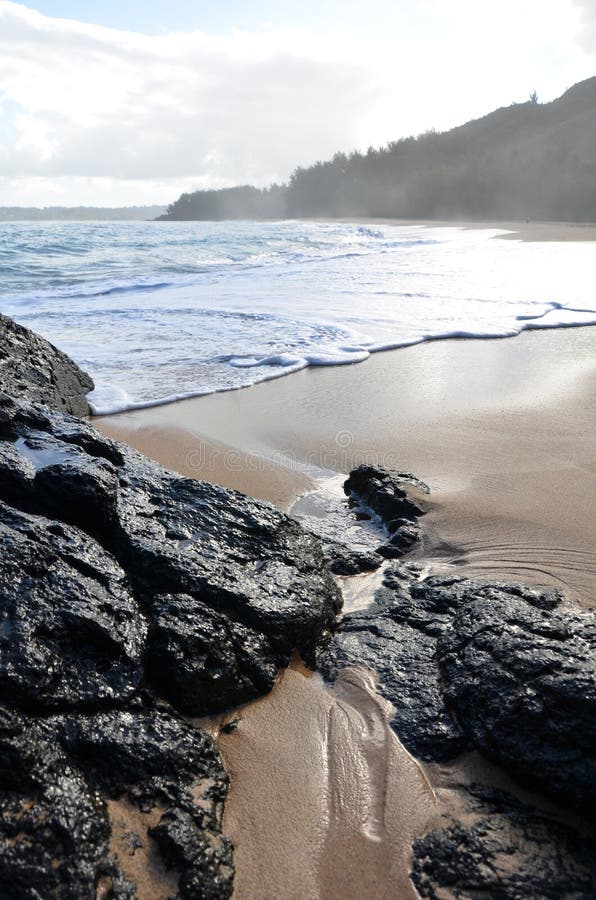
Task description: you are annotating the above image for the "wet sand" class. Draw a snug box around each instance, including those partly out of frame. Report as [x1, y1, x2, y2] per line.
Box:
[98, 326, 596, 607]
[213, 666, 437, 900]
[96, 324, 596, 898]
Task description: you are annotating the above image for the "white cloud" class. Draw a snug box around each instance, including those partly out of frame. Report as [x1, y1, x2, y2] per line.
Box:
[0, 0, 594, 205]
[574, 0, 596, 51]
[0, 2, 381, 194]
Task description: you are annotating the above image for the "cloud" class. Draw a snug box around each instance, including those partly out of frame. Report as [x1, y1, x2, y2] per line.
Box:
[0, 0, 594, 205]
[0, 2, 382, 189]
[574, 0, 596, 52]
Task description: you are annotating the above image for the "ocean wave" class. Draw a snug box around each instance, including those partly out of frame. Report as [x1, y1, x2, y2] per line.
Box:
[2, 220, 596, 416]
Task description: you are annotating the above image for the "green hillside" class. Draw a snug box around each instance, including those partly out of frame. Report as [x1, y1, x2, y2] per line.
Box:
[160, 77, 596, 222]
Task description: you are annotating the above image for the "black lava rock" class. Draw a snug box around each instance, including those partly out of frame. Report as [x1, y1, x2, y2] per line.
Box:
[0, 393, 341, 716]
[113, 449, 341, 671]
[0, 704, 233, 898]
[0, 391, 344, 895]
[292, 465, 429, 573]
[55, 707, 226, 807]
[57, 706, 234, 897]
[0, 314, 93, 416]
[412, 785, 596, 899]
[321, 561, 596, 821]
[319, 563, 469, 761]
[345, 464, 428, 559]
[152, 806, 234, 900]
[0, 709, 133, 899]
[325, 544, 384, 575]
[290, 484, 386, 576]
[344, 464, 429, 525]
[0, 500, 146, 712]
[438, 590, 596, 819]
[145, 594, 280, 715]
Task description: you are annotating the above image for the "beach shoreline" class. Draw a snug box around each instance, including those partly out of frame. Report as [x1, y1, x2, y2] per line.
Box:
[95, 317, 596, 899]
[97, 324, 596, 606]
[307, 216, 596, 242]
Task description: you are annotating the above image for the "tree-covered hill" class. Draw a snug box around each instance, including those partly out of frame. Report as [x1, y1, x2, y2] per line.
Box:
[159, 77, 596, 222]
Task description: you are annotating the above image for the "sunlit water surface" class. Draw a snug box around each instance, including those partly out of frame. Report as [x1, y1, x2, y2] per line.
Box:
[1, 220, 594, 414]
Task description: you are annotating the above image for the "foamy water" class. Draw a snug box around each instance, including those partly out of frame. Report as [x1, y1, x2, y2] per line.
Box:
[1, 219, 594, 414]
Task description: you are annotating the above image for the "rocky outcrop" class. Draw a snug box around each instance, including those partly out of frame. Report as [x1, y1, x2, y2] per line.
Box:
[0, 392, 341, 716]
[412, 785, 596, 899]
[293, 465, 429, 576]
[0, 501, 146, 712]
[438, 587, 596, 820]
[344, 465, 429, 560]
[344, 464, 428, 524]
[319, 563, 469, 760]
[320, 563, 596, 817]
[0, 391, 342, 896]
[0, 704, 233, 899]
[0, 314, 93, 416]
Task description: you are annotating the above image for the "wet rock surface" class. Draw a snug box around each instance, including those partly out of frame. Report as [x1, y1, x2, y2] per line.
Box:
[292, 465, 429, 575]
[292, 477, 386, 576]
[344, 464, 429, 526]
[0, 391, 342, 896]
[0, 314, 93, 416]
[321, 563, 596, 812]
[412, 785, 596, 899]
[319, 563, 469, 761]
[145, 593, 280, 716]
[0, 704, 233, 899]
[438, 586, 596, 819]
[0, 713, 125, 900]
[113, 455, 340, 678]
[0, 392, 341, 715]
[0, 501, 146, 712]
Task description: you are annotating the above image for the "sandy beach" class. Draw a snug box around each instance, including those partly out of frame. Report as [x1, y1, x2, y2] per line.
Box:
[98, 325, 596, 606]
[88, 211, 596, 900]
[94, 319, 596, 897]
[313, 217, 596, 241]
[4, 7, 596, 887]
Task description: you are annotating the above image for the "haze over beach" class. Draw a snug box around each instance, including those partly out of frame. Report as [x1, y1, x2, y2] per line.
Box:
[1, 2, 596, 899]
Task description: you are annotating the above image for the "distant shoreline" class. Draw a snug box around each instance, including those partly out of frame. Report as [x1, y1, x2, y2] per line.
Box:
[324, 216, 596, 242]
[0, 205, 166, 222]
[3, 212, 596, 239]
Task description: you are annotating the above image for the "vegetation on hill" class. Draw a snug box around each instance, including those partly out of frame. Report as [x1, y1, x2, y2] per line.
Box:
[159, 77, 596, 222]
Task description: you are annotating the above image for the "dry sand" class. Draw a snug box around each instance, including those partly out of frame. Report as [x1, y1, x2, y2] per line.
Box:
[96, 324, 596, 898]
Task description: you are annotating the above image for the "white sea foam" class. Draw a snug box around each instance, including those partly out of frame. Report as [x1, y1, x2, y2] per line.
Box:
[2, 219, 595, 415]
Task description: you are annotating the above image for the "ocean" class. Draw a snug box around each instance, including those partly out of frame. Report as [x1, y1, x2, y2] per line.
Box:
[1, 219, 595, 415]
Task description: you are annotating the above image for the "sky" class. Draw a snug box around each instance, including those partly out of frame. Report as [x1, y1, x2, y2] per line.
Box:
[0, 0, 595, 207]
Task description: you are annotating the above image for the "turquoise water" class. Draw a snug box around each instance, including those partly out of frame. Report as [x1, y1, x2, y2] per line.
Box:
[1, 219, 595, 414]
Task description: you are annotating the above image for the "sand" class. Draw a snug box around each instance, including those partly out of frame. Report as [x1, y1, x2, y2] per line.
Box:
[213, 665, 437, 900]
[96, 323, 596, 898]
[311, 217, 596, 242]
[98, 325, 596, 607]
